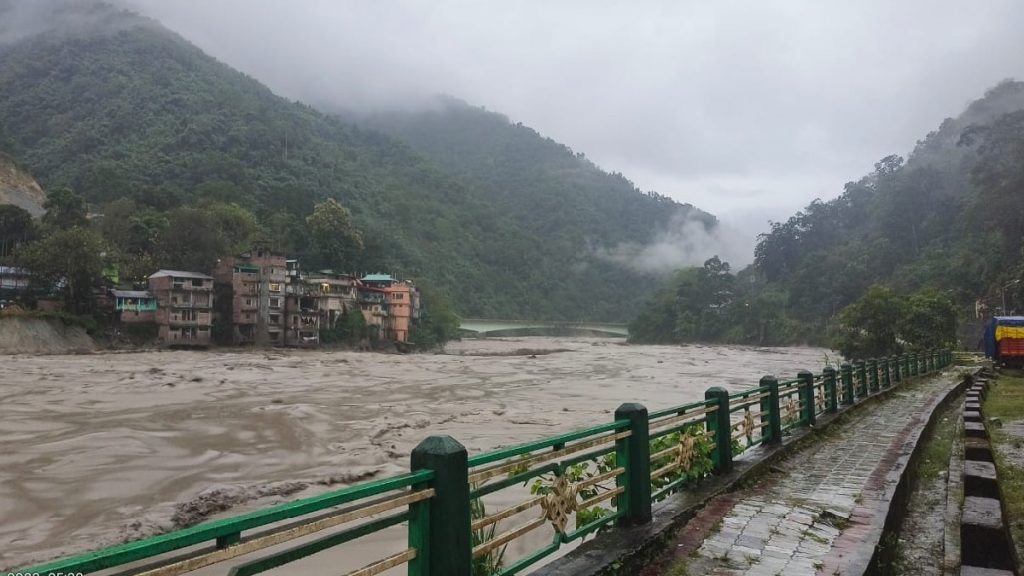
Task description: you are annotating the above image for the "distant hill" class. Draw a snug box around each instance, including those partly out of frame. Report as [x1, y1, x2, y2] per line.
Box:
[749, 79, 1024, 337]
[0, 153, 45, 216]
[0, 2, 714, 321]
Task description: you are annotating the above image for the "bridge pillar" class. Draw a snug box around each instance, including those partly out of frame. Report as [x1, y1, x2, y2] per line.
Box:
[411, 435, 471, 576]
[614, 403, 651, 526]
[705, 387, 733, 474]
[840, 363, 854, 406]
[823, 366, 838, 414]
[760, 376, 782, 444]
[798, 370, 815, 426]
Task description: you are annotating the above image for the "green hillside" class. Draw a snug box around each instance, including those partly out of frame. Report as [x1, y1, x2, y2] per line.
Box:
[0, 3, 710, 321]
[631, 80, 1024, 347]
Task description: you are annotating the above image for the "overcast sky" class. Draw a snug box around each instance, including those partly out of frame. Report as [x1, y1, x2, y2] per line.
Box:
[130, 0, 1024, 234]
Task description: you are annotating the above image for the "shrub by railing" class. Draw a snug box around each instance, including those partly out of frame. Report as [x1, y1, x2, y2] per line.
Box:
[15, 349, 953, 576]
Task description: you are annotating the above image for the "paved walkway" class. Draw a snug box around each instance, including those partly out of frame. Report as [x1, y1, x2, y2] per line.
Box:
[649, 374, 959, 576]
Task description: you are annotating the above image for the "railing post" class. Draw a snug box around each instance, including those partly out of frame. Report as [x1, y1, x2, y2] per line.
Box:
[856, 360, 867, 398]
[798, 370, 815, 426]
[761, 375, 782, 444]
[882, 357, 891, 388]
[891, 355, 901, 384]
[840, 363, 854, 406]
[823, 366, 838, 414]
[902, 354, 910, 378]
[614, 403, 651, 526]
[411, 436, 471, 576]
[868, 359, 879, 393]
[705, 388, 733, 474]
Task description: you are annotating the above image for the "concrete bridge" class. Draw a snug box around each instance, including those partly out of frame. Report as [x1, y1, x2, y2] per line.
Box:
[457, 317, 629, 337]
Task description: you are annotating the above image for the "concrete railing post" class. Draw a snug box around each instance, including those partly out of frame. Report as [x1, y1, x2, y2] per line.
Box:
[761, 375, 782, 444]
[798, 370, 815, 426]
[823, 366, 838, 414]
[411, 435, 472, 576]
[614, 403, 651, 526]
[705, 387, 733, 474]
[840, 363, 854, 406]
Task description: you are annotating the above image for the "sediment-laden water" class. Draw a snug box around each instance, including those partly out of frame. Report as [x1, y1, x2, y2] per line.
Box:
[0, 337, 830, 571]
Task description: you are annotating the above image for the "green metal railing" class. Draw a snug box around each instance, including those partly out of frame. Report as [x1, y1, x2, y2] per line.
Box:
[15, 349, 953, 576]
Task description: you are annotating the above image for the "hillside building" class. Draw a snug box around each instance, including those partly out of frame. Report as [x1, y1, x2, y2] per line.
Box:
[109, 289, 157, 323]
[148, 270, 214, 345]
[213, 246, 288, 346]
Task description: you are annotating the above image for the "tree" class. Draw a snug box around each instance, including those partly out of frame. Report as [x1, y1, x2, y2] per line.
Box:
[154, 207, 226, 273]
[16, 227, 107, 314]
[0, 204, 35, 263]
[411, 288, 460, 349]
[898, 289, 957, 350]
[41, 187, 88, 229]
[306, 199, 364, 270]
[832, 285, 906, 359]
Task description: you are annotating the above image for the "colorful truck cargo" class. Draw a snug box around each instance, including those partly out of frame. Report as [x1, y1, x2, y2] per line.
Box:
[984, 316, 1024, 363]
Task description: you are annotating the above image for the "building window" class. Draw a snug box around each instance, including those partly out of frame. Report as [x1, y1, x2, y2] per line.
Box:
[269, 297, 281, 309]
[245, 299, 253, 306]
[270, 314, 281, 324]
[269, 283, 281, 293]
[192, 279, 204, 287]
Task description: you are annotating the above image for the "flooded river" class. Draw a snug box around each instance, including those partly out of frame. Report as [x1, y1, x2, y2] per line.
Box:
[0, 337, 830, 571]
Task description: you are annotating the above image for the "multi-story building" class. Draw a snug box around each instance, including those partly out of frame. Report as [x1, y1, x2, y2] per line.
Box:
[304, 270, 359, 331]
[283, 260, 320, 347]
[213, 246, 288, 346]
[361, 274, 420, 343]
[148, 270, 214, 345]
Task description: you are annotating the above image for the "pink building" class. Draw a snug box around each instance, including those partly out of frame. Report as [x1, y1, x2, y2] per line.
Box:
[148, 270, 214, 345]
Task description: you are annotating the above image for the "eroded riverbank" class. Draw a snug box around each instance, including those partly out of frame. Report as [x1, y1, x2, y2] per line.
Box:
[0, 337, 831, 570]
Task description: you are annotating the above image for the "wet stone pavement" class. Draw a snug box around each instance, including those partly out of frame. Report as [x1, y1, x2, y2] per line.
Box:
[658, 373, 959, 576]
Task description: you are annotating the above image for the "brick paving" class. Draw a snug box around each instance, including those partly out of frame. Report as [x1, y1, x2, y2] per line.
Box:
[657, 374, 959, 576]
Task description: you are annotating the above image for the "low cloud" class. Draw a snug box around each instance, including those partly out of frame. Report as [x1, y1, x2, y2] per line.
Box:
[594, 212, 755, 275]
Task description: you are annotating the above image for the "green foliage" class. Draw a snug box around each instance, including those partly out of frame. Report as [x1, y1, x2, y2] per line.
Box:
[746, 80, 1024, 342]
[0, 203, 35, 263]
[41, 187, 87, 230]
[305, 199, 363, 271]
[649, 426, 714, 501]
[15, 226, 108, 314]
[411, 288, 460, 349]
[831, 286, 958, 359]
[898, 289, 958, 350]
[832, 285, 905, 359]
[470, 490, 506, 576]
[320, 307, 368, 345]
[0, 12, 709, 322]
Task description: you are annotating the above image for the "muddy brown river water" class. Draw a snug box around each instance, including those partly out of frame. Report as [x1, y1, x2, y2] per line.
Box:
[0, 337, 831, 572]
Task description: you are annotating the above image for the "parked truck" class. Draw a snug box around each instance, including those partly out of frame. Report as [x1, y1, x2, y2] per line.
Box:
[984, 316, 1024, 364]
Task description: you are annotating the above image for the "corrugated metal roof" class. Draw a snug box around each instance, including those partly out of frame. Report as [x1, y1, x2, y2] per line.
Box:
[110, 290, 154, 299]
[362, 274, 395, 282]
[148, 269, 213, 280]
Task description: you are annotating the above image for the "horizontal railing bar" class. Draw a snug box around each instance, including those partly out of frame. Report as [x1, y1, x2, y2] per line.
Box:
[473, 516, 548, 558]
[577, 467, 625, 490]
[650, 424, 715, 442]
[130, 489, 432, 576]
[578, 486, 624, 510]
[468, 420, 629, 467]
[347, 549, 417, 576]
[469, 431, 632, 484]
[561, 509, 620, 542]
[20, 471, 433, 574]
[728, 385, 771, 399]
[649, 406, 716, 432]
[494, 542, 560, 576]
[472, 496, 544, 531]
[227, 511, 409, 576]
[648, 398, 717, 419]
[469, 462, 560, 500]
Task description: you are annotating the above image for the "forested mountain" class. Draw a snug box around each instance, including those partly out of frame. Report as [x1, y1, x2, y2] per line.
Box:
[631, 80, 1024, 348]
[356, 97, 711, 256]
[0, 2, 711, 321]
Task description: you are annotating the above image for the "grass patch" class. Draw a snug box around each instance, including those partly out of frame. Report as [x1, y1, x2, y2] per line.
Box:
[984, 371, 1024, 563]
[667, 559, 690, 576]
[916, 396, 960, 481]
